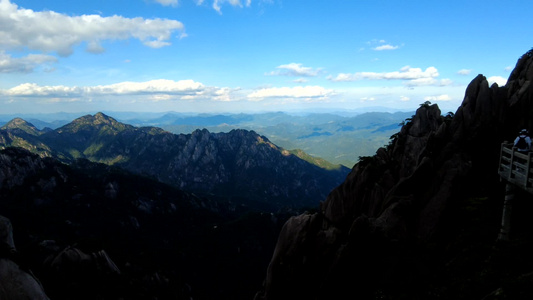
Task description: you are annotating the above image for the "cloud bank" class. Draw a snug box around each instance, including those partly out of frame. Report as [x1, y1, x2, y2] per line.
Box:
[329, 66, 452, 87]
[0, 51, 57, 73]
[0, 0, 185, 58]
[267, 63, 321, 77]
[2, 79, 239, 102]
[247, 86, 335, 101]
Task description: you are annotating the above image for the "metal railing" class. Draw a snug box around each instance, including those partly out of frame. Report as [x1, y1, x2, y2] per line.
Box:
[498, 142, 533, 194]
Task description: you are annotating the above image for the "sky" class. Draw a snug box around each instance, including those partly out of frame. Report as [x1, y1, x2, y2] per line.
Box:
[0, 0, 532, 115]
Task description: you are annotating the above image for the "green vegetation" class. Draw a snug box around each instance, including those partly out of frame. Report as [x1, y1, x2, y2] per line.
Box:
[287, 148, 346, 171]
[68, 148, 82, 159]
[420, 100, 432, 108]
[83, 142, 104, 156]
[156, 111, 413, 167]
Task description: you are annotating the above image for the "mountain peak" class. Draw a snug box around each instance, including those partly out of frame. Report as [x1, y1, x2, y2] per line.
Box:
[1, 118, 41, 136]
[59, 112, 131, 134]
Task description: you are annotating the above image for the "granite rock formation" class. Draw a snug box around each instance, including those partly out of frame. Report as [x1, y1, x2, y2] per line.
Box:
[256, 50, 533, 299]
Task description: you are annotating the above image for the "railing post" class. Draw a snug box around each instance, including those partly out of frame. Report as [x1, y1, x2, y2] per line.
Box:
[509, 147, 515, 180]
[498, 182, 515, 241]
[526, 152, 532, 187]
[499, 143, 504, 171]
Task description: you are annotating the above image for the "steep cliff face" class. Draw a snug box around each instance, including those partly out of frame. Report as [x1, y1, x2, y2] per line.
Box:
[257, 50, 533, 299]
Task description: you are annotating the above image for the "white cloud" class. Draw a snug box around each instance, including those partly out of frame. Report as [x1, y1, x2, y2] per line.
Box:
[373, 44, 399, 51]
[330, 66, 439, 81]
[0, 51, 57, 73]
[267, 63, 321, 77]
[457, 69, 472, 75]
[487, 76, 507, 87]
[86, 41, 105, 54]
[213, 0, 250, 14]
[90, 79, 205, 95]
[5, 83, 83, 97]
[154, 0, 179, 7]
[2, 80, 245, 104]
[360, 97, 376, 102]
[504, 66, 513, 72]
[366, 39, 401, 51]
[212, 87, 240, 101]
[0, 0, 185, 56]
[424, 94, 451, 101]
[405, 77, 453, 87]
[4, 79, 198, 96]
[292, 78, 308, 83]
[329, 66, 452, 87]
[400, 96, 410, 101]
[247, 86, 335, 101]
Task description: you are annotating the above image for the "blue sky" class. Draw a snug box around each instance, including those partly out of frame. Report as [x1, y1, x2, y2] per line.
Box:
[0, 0, 531, 115]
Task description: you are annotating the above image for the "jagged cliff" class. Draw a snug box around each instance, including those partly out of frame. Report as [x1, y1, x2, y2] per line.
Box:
[256, 49, 533, 299]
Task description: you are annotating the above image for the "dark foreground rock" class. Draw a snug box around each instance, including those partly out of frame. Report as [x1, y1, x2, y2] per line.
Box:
[256, 49, 533, 299]
[0, 147, 285, 299]
[0, 215, 49, 300]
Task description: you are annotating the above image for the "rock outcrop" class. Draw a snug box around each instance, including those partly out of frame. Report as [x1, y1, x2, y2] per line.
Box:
[0, 215, 49, 300]
[0, 147, 284, 299]
[256, 50, 533, 299]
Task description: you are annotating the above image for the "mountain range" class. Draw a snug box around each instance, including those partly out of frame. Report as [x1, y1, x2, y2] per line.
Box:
[0, 110, 414, 167]
[0, 113, 349, 213]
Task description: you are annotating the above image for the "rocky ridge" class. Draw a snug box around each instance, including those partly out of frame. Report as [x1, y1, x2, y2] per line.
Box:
[256, 49, 533, 299]
[0, 113, 349, 212]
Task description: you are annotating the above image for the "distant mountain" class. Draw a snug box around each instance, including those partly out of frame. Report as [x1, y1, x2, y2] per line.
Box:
[1, 118, 41, 135]
[0, 110, 414, 167]
[129, 111, 414, 167]
[0, 113, 349, 212]
[0, 118, 53, 155]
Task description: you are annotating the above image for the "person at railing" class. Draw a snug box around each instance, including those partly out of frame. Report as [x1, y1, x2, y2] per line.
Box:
[513, 129, 532, 153]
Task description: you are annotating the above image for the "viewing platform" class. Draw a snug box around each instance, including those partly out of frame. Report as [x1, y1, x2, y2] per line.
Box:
[498, 142, 533, 194]
[497, 142, 533, 241]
